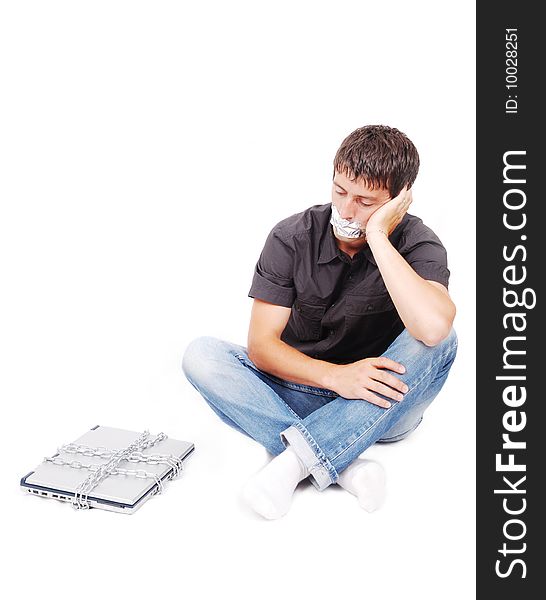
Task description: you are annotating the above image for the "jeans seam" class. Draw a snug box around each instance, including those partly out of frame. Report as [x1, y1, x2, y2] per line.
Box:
[233, 352, 303, 421]
[292, 422, 339, 481]
[233, 352, 337, 398]
[331, 344, 457, 463]
[269, 378, 337, 397]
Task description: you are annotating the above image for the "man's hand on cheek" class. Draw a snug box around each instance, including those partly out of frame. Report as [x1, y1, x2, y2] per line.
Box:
[365, 187, 413, 238]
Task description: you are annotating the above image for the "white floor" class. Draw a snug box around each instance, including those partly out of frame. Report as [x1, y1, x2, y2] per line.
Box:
[5, 344, 475, 600]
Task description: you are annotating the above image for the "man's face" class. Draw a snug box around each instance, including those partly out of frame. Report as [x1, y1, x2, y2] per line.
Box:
[331, 171, 392, 240]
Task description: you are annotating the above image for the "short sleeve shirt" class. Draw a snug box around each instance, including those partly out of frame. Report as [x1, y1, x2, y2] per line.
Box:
[248, 203, 450, 365]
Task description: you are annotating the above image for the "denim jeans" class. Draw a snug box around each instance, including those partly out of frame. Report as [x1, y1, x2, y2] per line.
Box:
[182, 328, 457, 491]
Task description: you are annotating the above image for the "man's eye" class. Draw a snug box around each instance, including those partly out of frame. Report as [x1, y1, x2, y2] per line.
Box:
[358, 200, 373, 207]
[335, 188, 346, 195]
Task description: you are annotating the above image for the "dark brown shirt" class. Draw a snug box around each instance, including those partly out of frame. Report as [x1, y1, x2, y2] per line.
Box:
[248, 203, 450, 364]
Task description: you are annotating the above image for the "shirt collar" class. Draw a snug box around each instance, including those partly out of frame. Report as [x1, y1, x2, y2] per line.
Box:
[318, 222, 340, 264]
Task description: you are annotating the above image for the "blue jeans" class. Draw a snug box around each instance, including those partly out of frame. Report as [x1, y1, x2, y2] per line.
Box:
[182, 328, 457, 491]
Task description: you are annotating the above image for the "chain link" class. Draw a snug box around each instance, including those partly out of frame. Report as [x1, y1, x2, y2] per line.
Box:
[44, 455, 164, 480]
[43, 430, 182, 510]
[58, 443, 184, 477]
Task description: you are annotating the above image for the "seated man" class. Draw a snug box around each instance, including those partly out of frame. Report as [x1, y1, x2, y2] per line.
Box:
[182, 125, 457, 520]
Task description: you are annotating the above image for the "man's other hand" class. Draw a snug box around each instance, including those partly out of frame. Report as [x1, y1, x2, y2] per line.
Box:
[325, 357, 409, 408]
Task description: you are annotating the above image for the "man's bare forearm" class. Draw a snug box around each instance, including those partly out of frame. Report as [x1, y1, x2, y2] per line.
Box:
[248, 336, 337, 390]
[366, 230, 456, 345]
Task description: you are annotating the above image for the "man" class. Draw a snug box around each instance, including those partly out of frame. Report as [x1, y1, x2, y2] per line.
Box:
[182, 125, 457, 520]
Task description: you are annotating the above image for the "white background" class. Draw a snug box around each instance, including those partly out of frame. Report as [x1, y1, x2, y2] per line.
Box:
[0, 1, 475, 598]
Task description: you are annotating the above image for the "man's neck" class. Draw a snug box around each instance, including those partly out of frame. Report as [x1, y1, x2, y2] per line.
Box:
[335, 237, 367, 259]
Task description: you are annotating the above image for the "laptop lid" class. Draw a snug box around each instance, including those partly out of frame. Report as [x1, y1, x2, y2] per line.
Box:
[21, 425, 195, 511]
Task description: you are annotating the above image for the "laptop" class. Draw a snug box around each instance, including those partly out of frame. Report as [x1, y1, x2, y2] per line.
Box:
[20, 425, 195, 514]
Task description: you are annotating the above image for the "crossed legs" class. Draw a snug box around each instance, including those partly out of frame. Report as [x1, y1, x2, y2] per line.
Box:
[182, 328, 457, 518]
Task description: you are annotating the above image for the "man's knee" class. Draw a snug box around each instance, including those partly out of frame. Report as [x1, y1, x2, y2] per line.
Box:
[431, 327, 458, 363]
[182, 336, 225, 382]
[388, 327, 458, 372]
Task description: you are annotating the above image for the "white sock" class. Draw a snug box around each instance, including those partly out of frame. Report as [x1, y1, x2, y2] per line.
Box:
[336, 459, 386, 512]
[241, 447, 309, 520]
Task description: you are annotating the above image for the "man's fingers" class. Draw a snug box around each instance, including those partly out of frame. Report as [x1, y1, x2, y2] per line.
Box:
[372, 356, 406, 374]
[373, 370, 409, 394]
[360, 390, 392, 409]
[400, 188, 412, 210]
[366, 379, 404, 402]
[393, 186, 412, 210]
[392, 185, 409, 202]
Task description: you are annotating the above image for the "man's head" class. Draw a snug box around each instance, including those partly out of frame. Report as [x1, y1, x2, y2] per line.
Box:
[333, 125, 419, 198]
[330, 125, 419, 241]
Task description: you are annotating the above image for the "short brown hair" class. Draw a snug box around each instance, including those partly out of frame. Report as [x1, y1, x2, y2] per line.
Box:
[333, 125, 420, 198]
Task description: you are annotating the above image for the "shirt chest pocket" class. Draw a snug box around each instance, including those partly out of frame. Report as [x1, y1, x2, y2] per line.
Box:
[290, 299, 327, 342]
[343, 293, 398, 350]
[346, 293, 395, 317]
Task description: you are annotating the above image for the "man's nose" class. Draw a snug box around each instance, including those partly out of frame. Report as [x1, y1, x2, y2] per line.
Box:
[338, 198, 355, 220]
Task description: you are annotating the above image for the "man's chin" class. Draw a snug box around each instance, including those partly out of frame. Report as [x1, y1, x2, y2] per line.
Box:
[332, 228, 366, 243]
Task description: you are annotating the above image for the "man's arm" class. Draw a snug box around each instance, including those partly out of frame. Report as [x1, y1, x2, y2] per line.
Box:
[247, 299, 408, 408]
[366, 230, 455, 346]
[247, 299, 330, 388]
[365, 189, 456, 346]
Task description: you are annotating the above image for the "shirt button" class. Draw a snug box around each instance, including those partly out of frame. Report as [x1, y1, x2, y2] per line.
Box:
[348, 274, 353, 280]
[329, 329, 335, 336]
[367, 304, 374, 311]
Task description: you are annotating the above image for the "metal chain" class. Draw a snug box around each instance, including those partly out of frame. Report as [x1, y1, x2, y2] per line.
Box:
[45, 430, 175, 510]
[43, 430, 184, 510]
[58, 441, 184, 478]
[44, 452, 184, 482]
[44, 455, 164, 480]
[73, 430, 153, 510]
[59, 431, 167, 459]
